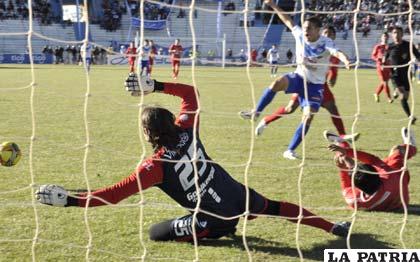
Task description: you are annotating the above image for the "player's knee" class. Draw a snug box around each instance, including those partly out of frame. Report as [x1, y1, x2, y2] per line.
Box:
[149, 220, 173, 241]
[270, 76, 288, 92]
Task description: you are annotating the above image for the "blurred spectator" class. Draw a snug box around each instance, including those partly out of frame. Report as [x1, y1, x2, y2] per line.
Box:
[65, 45, 72, 64]
[42, 45, 53, 56]
[71, 45, 78, 64]
[92, 46, 101, 64]
[101, 0, 122, 31]
[226, 48, 233, 59]
[53, 46, 64, 64]
[224, 1, 235, 16]
[286, 49, 293, 64]
[260, 48, 267, 63]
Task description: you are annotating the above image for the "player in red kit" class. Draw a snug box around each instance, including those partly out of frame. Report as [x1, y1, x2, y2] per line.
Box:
[371, 32, 392, 103]
[169, 39, 183, 79]
[255, 26, 358, 142]
[148, 40, 157, 76]
[125, 41, 137, 73]
[324, 128, 416, 211]
[35, 77, 351, 242]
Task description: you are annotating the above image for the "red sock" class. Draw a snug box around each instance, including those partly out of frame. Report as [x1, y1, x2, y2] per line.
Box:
[375, 83, 384, 95]
[264, 107, 287, 125]
[279, 201, 334, 232]
[331, 115, 346, 135]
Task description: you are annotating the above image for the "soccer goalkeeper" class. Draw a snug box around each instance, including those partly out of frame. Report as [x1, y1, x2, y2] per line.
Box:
[36, 79, 350, 242]
[239, 0, 351, 160]
[324, 128, 416, 211]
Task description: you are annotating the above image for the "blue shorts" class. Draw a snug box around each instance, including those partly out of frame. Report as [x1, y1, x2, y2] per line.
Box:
[270, 61, 278, 65]
[84, 57, 91, 66]
[141, 60, 149, 69]
[284, 72, 324, 111]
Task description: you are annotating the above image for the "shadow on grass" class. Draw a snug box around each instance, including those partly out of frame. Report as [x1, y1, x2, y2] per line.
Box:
[390, 204, 420, 216]
[199, 233, 392, 261]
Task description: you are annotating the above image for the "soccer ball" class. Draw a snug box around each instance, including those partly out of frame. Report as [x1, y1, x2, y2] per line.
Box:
[0, 142, 22, 167]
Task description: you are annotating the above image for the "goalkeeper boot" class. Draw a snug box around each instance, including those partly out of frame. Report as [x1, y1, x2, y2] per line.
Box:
[331, 221, 351, 237]
[340, 132, 360, 143]
[401, 127, 416, 146]
[255, 119, 267, 136]
[323, 130, 345, 144]
[239, 110, 260, 121]
[283, 150, 298, 160]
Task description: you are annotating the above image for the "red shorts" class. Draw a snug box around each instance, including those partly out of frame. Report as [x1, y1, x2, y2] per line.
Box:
[172, 59, 180, 67]
[376, 66, 391, 81]
[322, 83, 335, 105]
[149, 58, 154, 66]
[128, 59, 136, 66]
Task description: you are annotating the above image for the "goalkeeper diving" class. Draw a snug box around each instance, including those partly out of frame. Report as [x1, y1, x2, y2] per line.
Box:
[36, 76, 350, 242]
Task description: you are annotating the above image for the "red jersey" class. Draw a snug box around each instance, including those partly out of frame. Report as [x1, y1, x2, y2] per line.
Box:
[339, 146, 416, 211]
[251, 50, 257, 62]
[326, 56, 340, 82]
[125, 47, 137, 62]
[371, 44, 388, 66]
[169, 44, 183, 60]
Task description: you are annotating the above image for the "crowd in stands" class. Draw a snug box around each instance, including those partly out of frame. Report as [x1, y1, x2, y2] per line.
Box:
[128, 0, 171, 20]
[308, 0, 419, 37]
[101, 0, 124, 31]
[42, 45, 108, 64]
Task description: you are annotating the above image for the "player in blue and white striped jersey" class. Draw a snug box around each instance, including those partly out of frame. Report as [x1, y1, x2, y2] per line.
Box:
[139, 39, 151, 77]
[240, 0, 351, 160]
[267, 44, 279, 78]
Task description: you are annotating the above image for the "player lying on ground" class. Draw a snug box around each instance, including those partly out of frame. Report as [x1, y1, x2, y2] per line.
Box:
[35, 78, 350, 242]
[371, 32, 392, 103]
[239, 0, 351, 160]
[324, 128, 416, 211]
[254, 26, 359, 143]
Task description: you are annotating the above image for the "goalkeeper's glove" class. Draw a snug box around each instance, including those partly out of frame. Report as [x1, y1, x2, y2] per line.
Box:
[36, 184, 69, 207]
[124, 73, 155, 96]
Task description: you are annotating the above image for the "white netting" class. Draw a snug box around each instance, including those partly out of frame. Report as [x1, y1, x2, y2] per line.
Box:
[0, 0, 419, 261]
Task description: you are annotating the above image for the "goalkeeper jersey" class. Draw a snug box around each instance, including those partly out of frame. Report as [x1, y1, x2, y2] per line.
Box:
[77, 82, 265, 217]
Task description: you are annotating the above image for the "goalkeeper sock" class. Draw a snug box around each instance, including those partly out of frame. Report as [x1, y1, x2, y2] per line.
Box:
[262, 200, 334, 232]
[256, 88, 276, 113]
[288, 123, 310, 151]
[279, 201, 334, 232]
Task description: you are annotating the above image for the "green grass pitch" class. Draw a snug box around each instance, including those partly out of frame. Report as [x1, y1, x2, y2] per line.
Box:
[0, 64, 419, 261]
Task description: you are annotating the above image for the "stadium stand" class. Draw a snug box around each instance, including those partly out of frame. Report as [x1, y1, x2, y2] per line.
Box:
[0, 0, 419, 64]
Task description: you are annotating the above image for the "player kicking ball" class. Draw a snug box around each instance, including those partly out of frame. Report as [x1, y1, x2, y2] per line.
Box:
[35, 77, 350, 242]
[239, 0, 351, 160]
[324, 128, 416, 211]
[253, 26, 359, 144]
